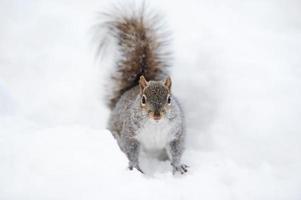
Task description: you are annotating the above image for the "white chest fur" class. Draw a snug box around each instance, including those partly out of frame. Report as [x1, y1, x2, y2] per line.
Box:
[135, 119, 174, 151]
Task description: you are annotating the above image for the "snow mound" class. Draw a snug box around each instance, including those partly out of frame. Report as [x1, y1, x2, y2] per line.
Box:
[0, 0, 301, 200]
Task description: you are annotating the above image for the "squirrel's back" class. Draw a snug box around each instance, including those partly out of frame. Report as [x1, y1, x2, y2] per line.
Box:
[96, 6, 171, 109]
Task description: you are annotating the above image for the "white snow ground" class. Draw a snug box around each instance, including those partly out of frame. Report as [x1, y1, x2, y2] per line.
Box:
[1, 0, 301, 199]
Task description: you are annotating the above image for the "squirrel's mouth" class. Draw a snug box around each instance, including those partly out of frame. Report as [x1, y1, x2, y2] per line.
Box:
[150, 111, 162, 121]
[152, 115, 161, 121]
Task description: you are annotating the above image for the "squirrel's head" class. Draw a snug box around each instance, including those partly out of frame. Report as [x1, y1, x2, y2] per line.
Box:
[139, 75, 172, 121]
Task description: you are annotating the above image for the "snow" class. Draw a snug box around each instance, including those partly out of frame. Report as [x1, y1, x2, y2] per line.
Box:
[1, 0, 301, 199]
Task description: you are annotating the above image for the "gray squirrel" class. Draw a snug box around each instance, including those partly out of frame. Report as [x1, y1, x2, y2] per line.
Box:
[98, 6, 188, 174]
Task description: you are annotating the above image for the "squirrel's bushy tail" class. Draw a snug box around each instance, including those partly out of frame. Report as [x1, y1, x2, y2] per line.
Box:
[96, 5, 171, 109]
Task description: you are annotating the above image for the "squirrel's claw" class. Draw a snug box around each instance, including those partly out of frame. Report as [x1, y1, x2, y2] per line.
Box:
[172, 164, 189, 175]
[136, 167, 144, 174]
[129, 165, 144, 174]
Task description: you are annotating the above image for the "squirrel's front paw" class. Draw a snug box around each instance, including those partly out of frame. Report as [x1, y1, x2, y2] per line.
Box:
[172, 164, 189, 175]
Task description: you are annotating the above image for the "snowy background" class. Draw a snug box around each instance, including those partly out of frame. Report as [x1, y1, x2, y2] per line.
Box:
[1, 0, 301, 199]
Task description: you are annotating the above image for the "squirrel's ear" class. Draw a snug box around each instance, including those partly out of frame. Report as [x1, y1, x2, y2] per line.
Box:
[139, 75, 148, 92]
[164, 76, 172, 90]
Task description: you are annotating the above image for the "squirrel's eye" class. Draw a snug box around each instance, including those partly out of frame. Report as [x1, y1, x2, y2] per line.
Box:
[141, 95, 146, 105]
[167, 95, 171, 105]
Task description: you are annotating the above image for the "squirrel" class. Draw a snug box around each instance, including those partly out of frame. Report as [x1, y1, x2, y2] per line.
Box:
[97, 6, 188, 174]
